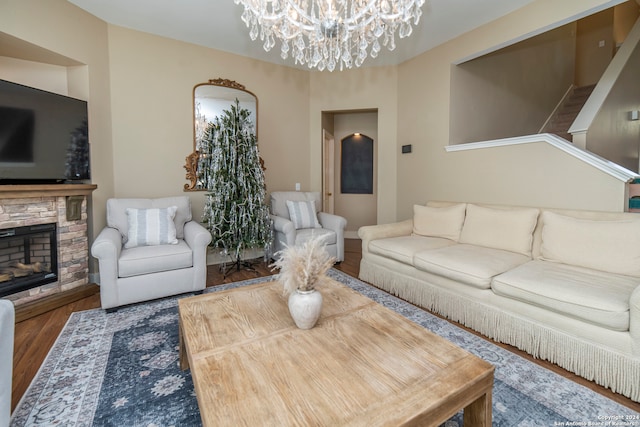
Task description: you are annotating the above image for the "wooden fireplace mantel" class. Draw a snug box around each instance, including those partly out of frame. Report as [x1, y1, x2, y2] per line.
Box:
[0, 184, 97, 199]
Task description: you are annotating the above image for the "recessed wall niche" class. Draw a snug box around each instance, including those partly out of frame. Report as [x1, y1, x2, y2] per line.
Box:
[340, 133, 374, 194]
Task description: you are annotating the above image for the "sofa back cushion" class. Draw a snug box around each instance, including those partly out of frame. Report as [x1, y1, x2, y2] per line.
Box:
[413, 203, 466, 241]
[540, 211, 640, 277]
[459, 204, 539, 257]
[124, 206, 179, 248]
[286, 200, 321, 229]
[270, 191, 321, 219]
[107, 197, 192, 243]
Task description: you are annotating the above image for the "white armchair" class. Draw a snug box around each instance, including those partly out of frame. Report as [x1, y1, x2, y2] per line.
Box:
[91, 197, 212, 310]
[270, 191, 347, 262]
[1, 299, 14, 427]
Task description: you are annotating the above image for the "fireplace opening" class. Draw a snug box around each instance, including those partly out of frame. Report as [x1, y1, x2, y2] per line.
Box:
[0, 223, 58, 297]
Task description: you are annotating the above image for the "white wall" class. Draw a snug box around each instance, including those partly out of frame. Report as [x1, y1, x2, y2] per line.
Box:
[0, 57, 70, 95]
[310, 67, 398, 224]
[396, 0, 630, 219]
[106, 26, 311, 222]
[2, 0, 633, 257]
[587, 28, 640, 172]
[450, 23, 576, 144]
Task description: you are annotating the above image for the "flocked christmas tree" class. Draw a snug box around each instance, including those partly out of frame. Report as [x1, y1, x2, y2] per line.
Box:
[200, 99, 272, 270]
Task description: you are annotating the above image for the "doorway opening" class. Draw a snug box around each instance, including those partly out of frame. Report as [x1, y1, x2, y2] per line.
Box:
[321, 109, 378, 239]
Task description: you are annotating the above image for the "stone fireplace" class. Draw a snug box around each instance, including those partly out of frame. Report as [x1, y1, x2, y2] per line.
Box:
[0, 184, 97, 306]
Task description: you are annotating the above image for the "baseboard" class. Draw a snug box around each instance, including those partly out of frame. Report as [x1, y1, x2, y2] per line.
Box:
[14, 283, 100, 323]
[345, 230, 359, 239]
[89, 272, 100, 285]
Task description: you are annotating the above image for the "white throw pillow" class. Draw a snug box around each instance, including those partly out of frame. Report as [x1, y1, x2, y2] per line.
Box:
[459, 204, 539, 256]
[125, 206, 179, 248]
[540, 211, 640, 277]
[286, 200, 321, 229]
[413, 203, 467, 241]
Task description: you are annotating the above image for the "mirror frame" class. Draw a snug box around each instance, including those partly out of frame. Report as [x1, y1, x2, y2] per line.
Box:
[184, 78, 258, 191]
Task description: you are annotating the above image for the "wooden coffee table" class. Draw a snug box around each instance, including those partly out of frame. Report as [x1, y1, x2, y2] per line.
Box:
[178, 279, 494, 426]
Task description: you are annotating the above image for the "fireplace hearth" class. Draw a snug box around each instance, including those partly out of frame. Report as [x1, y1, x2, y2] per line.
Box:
[0, 223, 58, 297]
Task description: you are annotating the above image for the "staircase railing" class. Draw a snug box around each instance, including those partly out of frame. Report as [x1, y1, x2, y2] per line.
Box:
[445, 133, 638, 183]
[538, 85, 574, 134]
[569, 17, 640, 150]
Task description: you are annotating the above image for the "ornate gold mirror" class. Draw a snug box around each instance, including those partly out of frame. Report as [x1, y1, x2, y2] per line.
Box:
[184, 78, 258, 190]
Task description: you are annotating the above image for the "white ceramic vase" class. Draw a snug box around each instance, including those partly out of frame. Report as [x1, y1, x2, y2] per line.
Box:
[288, 289, 323, 329]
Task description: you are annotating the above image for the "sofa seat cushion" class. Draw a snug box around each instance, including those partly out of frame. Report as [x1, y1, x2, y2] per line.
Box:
[413, 244, 530, 289]
[492, 260, 637, 331]
[119, 240, 193, 278]
[295, 228, 336, 246]
[369, 235, 456, 266]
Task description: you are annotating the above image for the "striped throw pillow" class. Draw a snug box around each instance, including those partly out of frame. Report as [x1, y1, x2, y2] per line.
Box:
[286, 200, 321, 229]
[124, 206, 179, 248]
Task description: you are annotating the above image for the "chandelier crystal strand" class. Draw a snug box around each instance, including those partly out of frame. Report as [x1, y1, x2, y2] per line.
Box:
[234, 0, 425, 71]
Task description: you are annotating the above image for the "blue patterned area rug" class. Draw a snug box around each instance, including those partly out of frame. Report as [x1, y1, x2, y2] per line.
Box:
[10, 269, 639, 426]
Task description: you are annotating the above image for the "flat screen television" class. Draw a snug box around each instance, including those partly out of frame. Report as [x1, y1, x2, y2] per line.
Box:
[0, 79, 90, 183]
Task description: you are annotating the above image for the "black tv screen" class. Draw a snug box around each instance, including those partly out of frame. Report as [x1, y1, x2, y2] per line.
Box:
[0, 79, 90, 183]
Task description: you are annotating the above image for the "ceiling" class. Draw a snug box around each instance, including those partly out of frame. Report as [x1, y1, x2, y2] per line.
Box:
[67, 0, 536, 69]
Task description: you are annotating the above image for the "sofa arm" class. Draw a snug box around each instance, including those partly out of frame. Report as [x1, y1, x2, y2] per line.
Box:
[631, 285, 640, 356]
[184, 220, 213, 261]
[318, 212, 347, 262]
[0, 299, 14, 427]
[91, 227, 123, 286]
[317, 212, 347, 233]
[358, 219, 413, 254]
[270, 214, 296, 246]
[184, 221, 212, 291]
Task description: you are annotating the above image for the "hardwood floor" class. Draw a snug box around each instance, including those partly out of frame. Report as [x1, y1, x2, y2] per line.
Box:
[11, 238, 640, 414]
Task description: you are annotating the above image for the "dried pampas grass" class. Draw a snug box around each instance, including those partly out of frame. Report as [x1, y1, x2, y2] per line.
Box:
[270, 235, 335, 295]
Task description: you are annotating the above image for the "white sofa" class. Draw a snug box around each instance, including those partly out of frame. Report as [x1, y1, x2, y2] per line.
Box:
[91, 197, 212, 310]
[0, 299, 14, 427]
[358, 201, 640, 402]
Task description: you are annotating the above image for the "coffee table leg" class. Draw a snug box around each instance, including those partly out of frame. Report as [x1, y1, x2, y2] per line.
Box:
[178, 319, 189, 371]
[464, 389, 492, 427]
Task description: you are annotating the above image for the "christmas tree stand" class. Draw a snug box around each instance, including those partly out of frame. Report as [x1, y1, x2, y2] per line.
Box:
[219, 255, 262, 278]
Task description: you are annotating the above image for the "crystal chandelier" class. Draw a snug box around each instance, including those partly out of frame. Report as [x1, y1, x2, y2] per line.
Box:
[233, 0, 426, 71]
